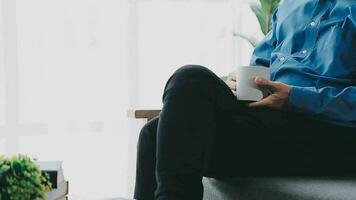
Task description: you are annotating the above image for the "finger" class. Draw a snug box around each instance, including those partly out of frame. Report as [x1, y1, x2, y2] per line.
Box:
[254, 77, 277, 90]
[228, 80, 236, 90]
[228, 72, 236, 81]
[248, 97, 272, 108]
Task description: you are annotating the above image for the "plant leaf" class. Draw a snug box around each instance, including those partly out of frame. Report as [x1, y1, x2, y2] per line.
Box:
[260, 0, 272, 14]
[232, 32, 258, 47]
[258, 0, 281, 34]
[250, 3, 268, 35]
[260, 0, 281, 14]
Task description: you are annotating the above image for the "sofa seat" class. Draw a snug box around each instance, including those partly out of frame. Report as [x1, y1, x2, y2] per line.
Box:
[203, 177, 356, 200]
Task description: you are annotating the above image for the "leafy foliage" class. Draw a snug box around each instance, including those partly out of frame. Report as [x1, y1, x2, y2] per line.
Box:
[251, 0, 281, 35]
[232, 32, 258, 47]
[0, 155, 52, 200]
[233, 0, 281, 47]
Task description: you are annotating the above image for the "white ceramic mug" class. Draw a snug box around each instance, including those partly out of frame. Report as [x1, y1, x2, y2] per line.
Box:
[235, 66, 270, 101]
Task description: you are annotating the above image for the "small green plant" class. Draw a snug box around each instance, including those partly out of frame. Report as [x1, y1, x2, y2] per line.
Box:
[0, 155, 52, 200]
[233, 0, 281, 47]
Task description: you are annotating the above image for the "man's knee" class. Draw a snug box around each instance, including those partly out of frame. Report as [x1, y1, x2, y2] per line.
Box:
[164, 65, 218, 92]
[175, 65, 214, 76]
[137, 117, 159, 150]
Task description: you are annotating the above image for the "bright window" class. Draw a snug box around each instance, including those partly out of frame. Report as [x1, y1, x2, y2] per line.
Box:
[0, 0, 261, 198]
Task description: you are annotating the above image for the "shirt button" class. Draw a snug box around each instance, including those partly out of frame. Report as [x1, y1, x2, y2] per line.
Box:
[309, 21, 316, 27]
[279, 56, 286, 61]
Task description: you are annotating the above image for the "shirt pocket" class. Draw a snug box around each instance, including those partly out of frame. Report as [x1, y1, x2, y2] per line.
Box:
[317, 15, 352, 51]
[316, 16, 355, 77]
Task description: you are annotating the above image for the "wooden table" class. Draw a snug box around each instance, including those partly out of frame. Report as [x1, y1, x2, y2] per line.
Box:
[127, 109, 161, 121]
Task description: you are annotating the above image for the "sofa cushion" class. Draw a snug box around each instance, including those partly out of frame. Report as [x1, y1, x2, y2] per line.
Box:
[203, 177, 356, 200]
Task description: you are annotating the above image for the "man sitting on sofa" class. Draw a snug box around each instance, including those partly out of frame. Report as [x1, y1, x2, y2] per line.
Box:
[134, 0, 356, 200]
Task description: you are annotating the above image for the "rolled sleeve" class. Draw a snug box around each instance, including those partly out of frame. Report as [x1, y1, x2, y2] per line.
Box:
[287, 85, 356, 127]
[288, 86, 316, 113]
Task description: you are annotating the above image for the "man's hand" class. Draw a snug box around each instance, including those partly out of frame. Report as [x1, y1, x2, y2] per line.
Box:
[249, 77, 291, 110]
[226, 71, 237, 96]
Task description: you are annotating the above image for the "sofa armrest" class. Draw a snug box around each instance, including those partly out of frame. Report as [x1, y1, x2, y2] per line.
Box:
[127, 109, 161, 121]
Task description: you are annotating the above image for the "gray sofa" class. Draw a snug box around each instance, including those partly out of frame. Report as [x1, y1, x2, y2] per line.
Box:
[128, 110, 356, 200]
[203, 177, 356, 200]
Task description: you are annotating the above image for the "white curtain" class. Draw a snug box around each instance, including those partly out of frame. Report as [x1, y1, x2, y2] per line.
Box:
[0, 0, 261, 198]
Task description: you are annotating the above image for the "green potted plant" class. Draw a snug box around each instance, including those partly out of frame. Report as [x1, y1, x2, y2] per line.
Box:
[233, 0, 281, 47]
[0, 155, 52, 200]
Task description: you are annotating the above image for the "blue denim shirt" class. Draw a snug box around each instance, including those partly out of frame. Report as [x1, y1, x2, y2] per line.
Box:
[250, 0, 356, 127]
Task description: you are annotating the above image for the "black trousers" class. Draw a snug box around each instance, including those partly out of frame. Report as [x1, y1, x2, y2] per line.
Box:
[134, 65, 356, 200]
